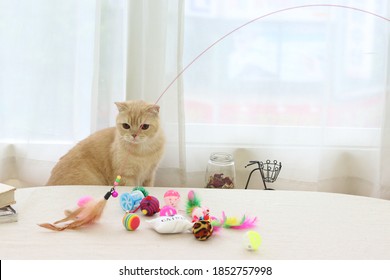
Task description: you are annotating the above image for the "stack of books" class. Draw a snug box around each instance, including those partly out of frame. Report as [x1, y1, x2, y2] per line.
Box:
[0, 183, 17, 224]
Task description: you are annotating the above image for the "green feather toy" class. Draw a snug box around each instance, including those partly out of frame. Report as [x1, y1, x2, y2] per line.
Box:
[186, 190, 202, 216]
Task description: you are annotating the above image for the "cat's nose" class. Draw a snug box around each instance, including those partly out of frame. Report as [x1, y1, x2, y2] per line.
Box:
[132, 134, 137, 138]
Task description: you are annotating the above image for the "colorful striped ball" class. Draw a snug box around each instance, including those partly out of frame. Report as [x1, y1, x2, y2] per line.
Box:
[122, 213, 140, 231]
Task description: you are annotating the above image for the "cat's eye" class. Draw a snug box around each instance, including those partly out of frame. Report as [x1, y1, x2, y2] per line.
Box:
[140, 124, 149, 130]
[122, 123, 130, 129]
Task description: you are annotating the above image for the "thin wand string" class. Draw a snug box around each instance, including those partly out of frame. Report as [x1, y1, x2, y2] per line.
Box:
[115, 4, 390, 188]
[153, 4, 390, 106]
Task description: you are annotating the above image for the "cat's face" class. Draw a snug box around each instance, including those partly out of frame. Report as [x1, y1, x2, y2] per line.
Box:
[115, 100, 161, 144]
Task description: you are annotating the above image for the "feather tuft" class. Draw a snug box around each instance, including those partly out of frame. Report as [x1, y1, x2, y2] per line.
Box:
[211, 211, 257, 230]
[38, 199, 107, 231]
[186, 190, 202, 216]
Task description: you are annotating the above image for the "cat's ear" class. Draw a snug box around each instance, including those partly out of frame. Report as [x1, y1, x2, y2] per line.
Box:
[147, 104, 160, 114]
[115, 102, 128, 112]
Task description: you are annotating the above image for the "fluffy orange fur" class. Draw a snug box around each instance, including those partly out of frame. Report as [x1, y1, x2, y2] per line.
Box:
[47, 100, 165, 186]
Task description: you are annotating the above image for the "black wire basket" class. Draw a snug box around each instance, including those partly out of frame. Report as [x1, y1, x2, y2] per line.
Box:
[245, 160, 282, 190]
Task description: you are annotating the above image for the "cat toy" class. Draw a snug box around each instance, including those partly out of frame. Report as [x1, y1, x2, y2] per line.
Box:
[123, 191, 160, 216]
[159, 189, 182, 216]
[164, 189, 180, 208]
[211, 211, 257, 230]
[119, 186, 149, 212]
[122, 212, 141, 231]
[147, 214, 193, 234]
[38, 176, 121, 231]
[159, 205, 177, 216]
[186, 190, 210, 222]
[243, 230, 262, 251]
[192, 220, 214, 241]
[185, 190, 214, 241]
[138, 195, 160, 216]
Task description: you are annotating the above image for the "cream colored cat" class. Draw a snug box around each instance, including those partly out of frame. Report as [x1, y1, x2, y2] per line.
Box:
[47, 100, 165, 186]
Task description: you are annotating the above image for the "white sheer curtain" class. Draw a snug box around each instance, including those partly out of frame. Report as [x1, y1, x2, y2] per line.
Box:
[0, 0, 100, 186]
[125, 0, 186, 186]
[182, 0, 390, 198]
[1, 0, 390, 199]
[0, 0, 186, 187]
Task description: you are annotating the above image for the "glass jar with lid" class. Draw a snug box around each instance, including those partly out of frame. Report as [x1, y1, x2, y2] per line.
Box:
[205, 152, 236, 188]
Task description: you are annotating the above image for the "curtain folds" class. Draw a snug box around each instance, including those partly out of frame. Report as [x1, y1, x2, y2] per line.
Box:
[380, 46, 390, 199]
[125, 0, 187, 186]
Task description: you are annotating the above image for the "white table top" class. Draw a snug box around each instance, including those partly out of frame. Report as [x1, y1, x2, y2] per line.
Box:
[1, 186, 390, 260]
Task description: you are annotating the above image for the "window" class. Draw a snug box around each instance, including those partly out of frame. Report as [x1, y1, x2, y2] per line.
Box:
[184, 1, 387, 139]
[182, 1, 389, 193]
